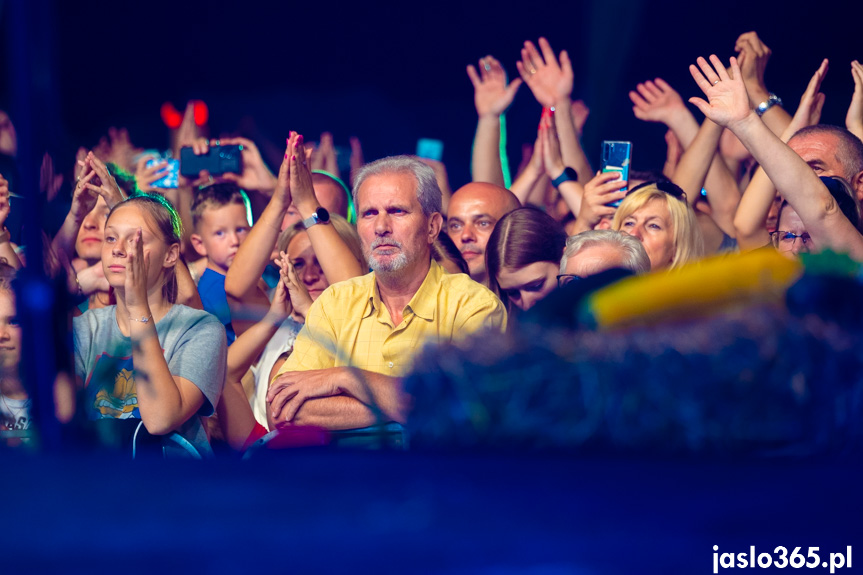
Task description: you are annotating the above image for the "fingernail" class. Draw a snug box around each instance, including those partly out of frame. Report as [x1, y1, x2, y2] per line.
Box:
[291, 155, 296, 161]
[297, 135, 303, 144]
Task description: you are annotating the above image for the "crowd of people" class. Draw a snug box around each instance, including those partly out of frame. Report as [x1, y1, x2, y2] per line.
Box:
[1, 31, 862, 457]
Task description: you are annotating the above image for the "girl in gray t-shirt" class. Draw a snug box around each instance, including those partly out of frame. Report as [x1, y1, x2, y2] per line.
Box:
[72, 194, 226, 457]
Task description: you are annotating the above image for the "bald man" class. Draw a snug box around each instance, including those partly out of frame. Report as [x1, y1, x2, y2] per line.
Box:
[446, 182, 520, 284]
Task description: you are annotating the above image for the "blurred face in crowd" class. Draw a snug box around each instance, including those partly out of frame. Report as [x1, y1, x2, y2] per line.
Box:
[280, 178, 349, 232]
[447, 183, 519, 283]
[357, 171, 440, 276]
[496, 261, 559, 311]
[75, 196, 111, 264]
[563, 243, 629, 279]
[617, 198, 675, 270]
[773, 204, 812, 258]
[287, 230, 328, 301]
[0, 290, 20, 372]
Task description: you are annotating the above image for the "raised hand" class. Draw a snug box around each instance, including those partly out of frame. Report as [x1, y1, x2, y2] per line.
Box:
[847, 60, 863, 140]
[663, 129, 683, 179]
[272, 134, 296, 208]
[629, 78, 687, 125]
[783, 59, 829, 141]
[571, 99, 590, 135]
[734, 31, 772, 105]
[516, 38, 573, 108]
[81, 153, 126, 208]
[135, 155, 171, 193]
[0, 173, 10, 230]
[317, 132, 339, 177]
[123, 228, 151, 315]
[689, 55, 752, 130]
[275, 250, 312, 320]
[218, 136, 277, 192]
[349, 136, 364, 183]
[539, 113, 564, 178]
[40, 153, 64, 203]
[266, 266, 292, 322]
[287, 133, 316, 213]
[467, 55, 523, 118]
[70, 162, 100, 221]
[575, 171, 628, 232]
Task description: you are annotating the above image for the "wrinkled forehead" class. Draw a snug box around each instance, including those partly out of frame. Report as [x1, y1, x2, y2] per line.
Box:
[788, 133, 845, 176]
[778, 203, 805, 230]
[356, 172, 420, 209]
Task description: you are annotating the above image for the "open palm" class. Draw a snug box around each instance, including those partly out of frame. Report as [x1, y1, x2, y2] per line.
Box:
[688, 55, 751, 129]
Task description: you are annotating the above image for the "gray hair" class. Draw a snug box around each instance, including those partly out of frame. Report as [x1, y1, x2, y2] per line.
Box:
[352, 155, 442, 217]
[560, 229, 651, 275]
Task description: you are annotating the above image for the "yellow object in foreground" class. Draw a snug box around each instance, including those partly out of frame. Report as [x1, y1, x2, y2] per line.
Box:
[585, 248, 803, 330]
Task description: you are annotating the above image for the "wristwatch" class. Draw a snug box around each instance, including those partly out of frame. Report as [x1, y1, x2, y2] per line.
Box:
[756, 93, 783, 117]
[552, 167, 578, 188]
[302, 206, 330, 228]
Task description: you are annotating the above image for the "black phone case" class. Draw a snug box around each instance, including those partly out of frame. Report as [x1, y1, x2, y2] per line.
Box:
[180, 145, 242, 177]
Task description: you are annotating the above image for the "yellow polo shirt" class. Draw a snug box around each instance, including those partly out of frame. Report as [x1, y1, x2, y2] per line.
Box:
[275, 260, 507, 378]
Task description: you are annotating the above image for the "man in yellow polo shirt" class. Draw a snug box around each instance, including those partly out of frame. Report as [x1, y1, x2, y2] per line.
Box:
[267, 156, 506, 430]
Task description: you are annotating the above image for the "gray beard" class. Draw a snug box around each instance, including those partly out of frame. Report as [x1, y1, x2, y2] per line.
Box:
[368, 252, 408, 272]
[365, 237, 409, 273]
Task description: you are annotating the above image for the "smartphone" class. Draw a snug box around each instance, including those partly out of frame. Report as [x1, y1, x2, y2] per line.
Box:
[601, 141, 632, 208]
[180, 144, 242, 178]
[416, 138, 444, 162]
[146, 158, 179, 189]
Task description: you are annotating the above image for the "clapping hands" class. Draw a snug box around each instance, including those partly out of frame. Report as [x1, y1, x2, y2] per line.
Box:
[274, 250, 312, 320]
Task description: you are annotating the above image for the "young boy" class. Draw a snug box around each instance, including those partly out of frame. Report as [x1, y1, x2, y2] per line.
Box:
[190, 183, 252, 345]
[0, 261, 28, 442]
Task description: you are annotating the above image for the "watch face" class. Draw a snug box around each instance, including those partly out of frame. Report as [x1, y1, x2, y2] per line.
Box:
[316, 207, 330, 223]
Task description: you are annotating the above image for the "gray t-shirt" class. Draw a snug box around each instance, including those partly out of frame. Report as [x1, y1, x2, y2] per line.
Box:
[73, 304, 226, 457]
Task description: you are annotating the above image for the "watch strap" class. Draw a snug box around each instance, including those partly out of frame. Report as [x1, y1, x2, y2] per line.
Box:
[552, 167, 578, 188]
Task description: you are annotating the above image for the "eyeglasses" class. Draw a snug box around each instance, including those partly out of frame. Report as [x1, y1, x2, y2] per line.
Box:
[626, 180, 687, 201]
[556, 274, 582, 288]
[770, 230, 812, 249]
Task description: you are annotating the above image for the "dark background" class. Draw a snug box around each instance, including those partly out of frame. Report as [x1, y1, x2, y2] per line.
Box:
[2, 0, 862, 189]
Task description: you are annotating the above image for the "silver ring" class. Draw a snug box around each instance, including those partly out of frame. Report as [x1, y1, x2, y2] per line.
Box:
[713, 80, 719, 85]
[483, 63, 491, 71]
[529, 67, 537, 75]
[215, 139, 221, 146]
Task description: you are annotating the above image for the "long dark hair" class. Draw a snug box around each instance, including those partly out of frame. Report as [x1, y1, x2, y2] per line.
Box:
[486, 207, 566, 310]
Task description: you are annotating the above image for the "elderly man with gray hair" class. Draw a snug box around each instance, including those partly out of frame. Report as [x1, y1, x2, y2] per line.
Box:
[268, 155, 507, 431]
[558, 229, 651, 285]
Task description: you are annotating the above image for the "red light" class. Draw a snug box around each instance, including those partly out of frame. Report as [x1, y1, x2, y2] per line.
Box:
[161, 102, 182, 129]
[193, 101, 209, 126]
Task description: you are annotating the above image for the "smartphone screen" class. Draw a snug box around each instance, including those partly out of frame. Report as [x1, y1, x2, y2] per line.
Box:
[147, 158, 179, 189]
[416, 138, 444, 162]
[601, 141, 632, 207]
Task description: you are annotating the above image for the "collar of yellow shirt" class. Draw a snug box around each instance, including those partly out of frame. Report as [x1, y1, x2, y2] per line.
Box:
[363, 259, 443, 326]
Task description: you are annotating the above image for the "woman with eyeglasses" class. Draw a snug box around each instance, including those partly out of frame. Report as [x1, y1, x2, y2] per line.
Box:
[486, 207, 567, 312]
[611, 181, 705, 271]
